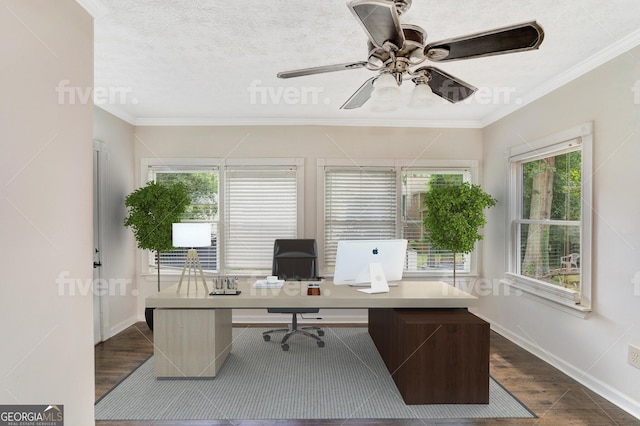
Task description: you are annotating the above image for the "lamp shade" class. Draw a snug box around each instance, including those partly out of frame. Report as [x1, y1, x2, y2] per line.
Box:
[172, 223, 211, 247]
[370, 74, 401, 112]
[371, 73, 400, 103]
[409, 82, 436, 108]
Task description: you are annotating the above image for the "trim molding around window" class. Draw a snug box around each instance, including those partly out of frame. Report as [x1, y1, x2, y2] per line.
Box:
[139, 157, 304, 279]
[503, 122, 593, 313]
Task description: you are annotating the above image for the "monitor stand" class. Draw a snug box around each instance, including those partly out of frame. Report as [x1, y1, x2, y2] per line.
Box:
[357, 263, 390, 294]
[348, 263, 398, 288]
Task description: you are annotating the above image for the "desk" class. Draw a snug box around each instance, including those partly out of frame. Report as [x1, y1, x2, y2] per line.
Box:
[146, 280, 489, 404]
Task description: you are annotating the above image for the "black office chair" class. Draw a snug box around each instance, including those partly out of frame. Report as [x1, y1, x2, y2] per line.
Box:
[262, 239, 325, 351]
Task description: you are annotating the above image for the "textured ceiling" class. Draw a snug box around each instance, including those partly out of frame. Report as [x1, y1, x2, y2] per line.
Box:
[90, 0, 640, 127]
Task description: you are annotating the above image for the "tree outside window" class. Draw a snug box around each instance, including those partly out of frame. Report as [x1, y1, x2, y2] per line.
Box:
[519, 151, 581, 290]
[154, 170, 219, 271]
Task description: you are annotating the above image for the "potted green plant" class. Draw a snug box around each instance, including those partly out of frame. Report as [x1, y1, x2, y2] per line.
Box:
[124, 180, 190, 291]
[423, 182, 497, 286]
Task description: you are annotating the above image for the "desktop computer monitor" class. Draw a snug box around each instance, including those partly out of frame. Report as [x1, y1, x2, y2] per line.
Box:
[333, 239, 408, 285]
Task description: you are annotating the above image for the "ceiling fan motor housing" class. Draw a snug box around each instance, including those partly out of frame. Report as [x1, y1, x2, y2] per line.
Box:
[367, 24, 427, 68]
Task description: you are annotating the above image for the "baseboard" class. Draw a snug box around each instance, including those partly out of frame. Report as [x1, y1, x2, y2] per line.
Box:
[474, 312, 640, 420]
[108, 316, 140, 339]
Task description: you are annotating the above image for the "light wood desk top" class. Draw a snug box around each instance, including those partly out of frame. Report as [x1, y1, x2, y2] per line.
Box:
[146, 280, 477, 309]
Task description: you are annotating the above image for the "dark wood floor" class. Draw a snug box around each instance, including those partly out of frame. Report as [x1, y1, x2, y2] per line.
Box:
[95, 322, 639, 426]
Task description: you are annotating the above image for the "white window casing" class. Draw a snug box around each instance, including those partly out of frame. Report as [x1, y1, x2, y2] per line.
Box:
[503, 122, 593, 313]
[140, 158, 303, 278]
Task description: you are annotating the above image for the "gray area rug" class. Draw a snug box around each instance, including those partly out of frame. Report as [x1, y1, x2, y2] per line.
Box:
[95, 327, 534, 420]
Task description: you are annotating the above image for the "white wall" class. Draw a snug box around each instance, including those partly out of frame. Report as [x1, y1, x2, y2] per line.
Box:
[0, 1, 94, 424]
[94, 107, 137, 338]
[133, 125, 483, 321]
[479, 46, 640, 416]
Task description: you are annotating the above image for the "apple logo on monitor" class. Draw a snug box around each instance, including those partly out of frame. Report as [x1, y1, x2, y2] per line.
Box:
[372, 247, 378, 255]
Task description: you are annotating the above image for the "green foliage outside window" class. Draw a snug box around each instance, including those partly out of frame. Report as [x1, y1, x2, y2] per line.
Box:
[522, 151, 581, 221]
[520, 150, 582, 288]
[155, 172, 218, 221]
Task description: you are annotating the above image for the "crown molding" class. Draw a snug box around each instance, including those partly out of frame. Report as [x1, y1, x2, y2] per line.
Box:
[75, 0, 110, 19]
[481, 28, 640, 127]
[132, 117, 483, 129]
[96, 104, 136, 125]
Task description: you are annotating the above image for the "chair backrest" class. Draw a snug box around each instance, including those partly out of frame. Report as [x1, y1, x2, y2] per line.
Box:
[272, 239, 318, 280]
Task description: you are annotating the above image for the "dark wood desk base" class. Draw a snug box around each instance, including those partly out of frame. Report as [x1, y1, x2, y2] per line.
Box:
[368, 308, 489, 404]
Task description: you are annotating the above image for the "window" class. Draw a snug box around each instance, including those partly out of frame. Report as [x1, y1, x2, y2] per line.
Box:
[320, 160, 478, 276]
[401, 169, 471, 273]
[143, 158, 303, 276]
[224, 166, 298, 274]
[150, 167, 219, 272]
[323, 167, 397, 272]
[505, 123, 593, 311]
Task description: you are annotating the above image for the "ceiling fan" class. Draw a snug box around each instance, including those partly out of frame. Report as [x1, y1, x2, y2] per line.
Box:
[277, 0, 544, 109]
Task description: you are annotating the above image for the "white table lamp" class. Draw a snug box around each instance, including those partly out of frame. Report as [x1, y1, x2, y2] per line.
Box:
[173, 223, 210, 293]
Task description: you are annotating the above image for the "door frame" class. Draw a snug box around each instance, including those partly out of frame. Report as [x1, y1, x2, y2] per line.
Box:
[94, 139, 109, 344]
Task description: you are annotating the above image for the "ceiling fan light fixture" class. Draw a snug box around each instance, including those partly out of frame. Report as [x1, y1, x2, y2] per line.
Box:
[372, 73, 401, 101]
[409, 82, 436, 108]
[370, 73, 401, 111]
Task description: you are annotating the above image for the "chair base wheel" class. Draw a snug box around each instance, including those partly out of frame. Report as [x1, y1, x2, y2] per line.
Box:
[317, 341, 325, 348]
[263, 334, 271, 341]
[317, 330, 325, 336]
[281, 344, 289, 351]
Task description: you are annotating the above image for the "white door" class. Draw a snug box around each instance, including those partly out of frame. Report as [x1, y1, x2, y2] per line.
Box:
[93, 145, 106, 344]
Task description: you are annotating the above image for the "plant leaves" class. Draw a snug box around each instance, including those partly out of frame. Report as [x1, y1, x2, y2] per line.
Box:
[423, 182, 497, 254]
[123, 181, 190, 252]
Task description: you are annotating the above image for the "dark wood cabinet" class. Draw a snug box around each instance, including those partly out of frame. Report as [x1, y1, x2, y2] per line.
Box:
[369, 308, 489, 404]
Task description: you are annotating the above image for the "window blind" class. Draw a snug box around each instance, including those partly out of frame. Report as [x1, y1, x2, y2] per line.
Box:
[324, 167, 397, 271]
[224, 167, 298, 273]
[400, 169, 470, 273]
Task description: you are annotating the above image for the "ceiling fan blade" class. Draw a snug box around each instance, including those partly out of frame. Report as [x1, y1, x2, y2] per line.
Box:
[340, 77, 376, 110]
[277, 61, 367, 79]
[425, 21, 544, 62]
[424, 67, 477, 103]
[348, 0, 405, 49]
